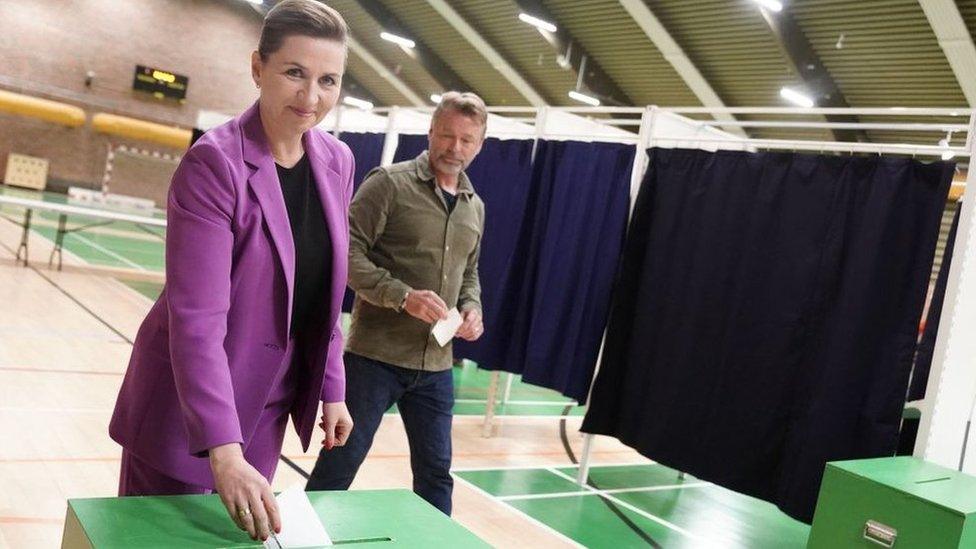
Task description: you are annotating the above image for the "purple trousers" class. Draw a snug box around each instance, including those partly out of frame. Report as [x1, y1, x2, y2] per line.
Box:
[119, 343, 299, 496]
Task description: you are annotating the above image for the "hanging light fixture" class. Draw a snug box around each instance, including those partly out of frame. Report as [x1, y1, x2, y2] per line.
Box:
[752, 0, 783, 12]
[518, 13, 557, 33]
[380, 32, 415, 49]
[343, 96, 374, 110]
[568, 90, 600, 106]
[780, 87, 814, 108]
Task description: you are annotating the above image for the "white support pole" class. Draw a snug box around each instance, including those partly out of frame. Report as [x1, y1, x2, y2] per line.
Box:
[577, 106, 659, 486]
[379, 106, 400, 167]
[628, 106, 657, 214]
[482, 371, 500, 438]
[502, 372, 514, 405]
[531, 106, 548, 163]
[576, 432, 594, 486]
[331, 104, 345, 138]
[915, 112, 976, 473]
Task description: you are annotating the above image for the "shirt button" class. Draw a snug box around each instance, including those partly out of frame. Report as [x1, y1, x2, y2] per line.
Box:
[443, 275, 448, 280]
[445, 246, 450, 252]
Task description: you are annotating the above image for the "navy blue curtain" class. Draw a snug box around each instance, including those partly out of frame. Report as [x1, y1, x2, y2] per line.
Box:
[448, 140, 537, 366]
[472, 140, 633, 402]
[582, 148, 952, 523]
[392, 134, 428, 163]
[339, 132, 386, 312]
[338, 131, 385, 189]
[908, 205, 961, 400]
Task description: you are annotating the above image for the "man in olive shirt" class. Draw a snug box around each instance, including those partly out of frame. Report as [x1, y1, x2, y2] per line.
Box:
[307, 92, 486, 515]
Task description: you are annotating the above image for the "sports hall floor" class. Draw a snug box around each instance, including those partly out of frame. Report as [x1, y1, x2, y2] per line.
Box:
[0, 190, 810, 547]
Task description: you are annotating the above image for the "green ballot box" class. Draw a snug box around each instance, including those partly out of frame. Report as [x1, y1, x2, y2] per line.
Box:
[807, 456, 976, 548]
[61, 489, 489, 548]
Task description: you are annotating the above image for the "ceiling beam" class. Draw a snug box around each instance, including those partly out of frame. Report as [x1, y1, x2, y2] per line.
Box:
[616, 0, 742, 133]
[758, 6, 866, 142]
[513, 0, 632, 106]
[423, 0, 547, 106]
[347, 35, 425, 107]
[919, 0, 976, 107]
[354, 0, 471, 95]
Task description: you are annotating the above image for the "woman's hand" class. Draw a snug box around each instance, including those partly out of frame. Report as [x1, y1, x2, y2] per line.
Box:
[320, 401, 354, 450]
[209, 443, 280, 542]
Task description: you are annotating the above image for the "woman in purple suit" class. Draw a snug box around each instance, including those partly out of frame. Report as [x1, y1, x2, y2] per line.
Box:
[109, 0, 354, 542]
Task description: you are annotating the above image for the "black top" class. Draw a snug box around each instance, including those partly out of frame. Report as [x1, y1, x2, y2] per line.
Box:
[439, 187, 458, 214]
[276, 154, 331, 339]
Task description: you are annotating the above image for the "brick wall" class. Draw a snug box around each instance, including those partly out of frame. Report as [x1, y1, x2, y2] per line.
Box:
[0, 0, 263, 199]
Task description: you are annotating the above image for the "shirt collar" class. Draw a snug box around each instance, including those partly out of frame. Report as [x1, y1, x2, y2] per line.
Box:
[415, 150, 474, 196]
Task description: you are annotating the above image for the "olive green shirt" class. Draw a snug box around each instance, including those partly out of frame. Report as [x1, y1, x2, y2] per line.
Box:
[345, 151, 484, 371]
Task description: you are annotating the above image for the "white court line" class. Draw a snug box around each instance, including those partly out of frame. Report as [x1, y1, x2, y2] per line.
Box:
[69, 233, 146, 271]
[451, 474, 587, 549]
[497, 481, 711, 501]
[453, 460, 654, 472]
[546, 467, 714, 544]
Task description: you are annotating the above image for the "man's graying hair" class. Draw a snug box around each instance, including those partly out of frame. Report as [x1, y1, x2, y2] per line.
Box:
[432, 92, 488, 136]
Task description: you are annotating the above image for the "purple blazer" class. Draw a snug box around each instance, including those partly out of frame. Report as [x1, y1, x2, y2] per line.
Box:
[110, 103, 352, 487]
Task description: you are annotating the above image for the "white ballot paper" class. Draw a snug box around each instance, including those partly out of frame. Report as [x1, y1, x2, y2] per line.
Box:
[264, 483, 332, 548]
[431, 307, 463, 346]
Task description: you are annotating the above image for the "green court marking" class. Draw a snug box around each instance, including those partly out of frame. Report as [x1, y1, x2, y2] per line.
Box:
[505, 493, 690, 548]
[555, 464, 696, 491]
[451, 401, 585, 416]
[458, 464, 810, 549]
[377, 361, 584, 417]
[454, 468, 584, 498]
[611, 485, 809, 548]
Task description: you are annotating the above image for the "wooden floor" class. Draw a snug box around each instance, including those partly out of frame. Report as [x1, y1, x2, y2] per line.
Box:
[0, 215, 645, 548]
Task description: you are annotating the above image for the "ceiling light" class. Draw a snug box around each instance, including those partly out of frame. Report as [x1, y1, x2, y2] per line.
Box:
[343, 96, 374, 110]
[241, 0, 263, 4]
[779, 86, 814, 108]
[752, 0, 783, 11]
[568, 90, 600, 106]
[430, 94, 443, 104]
[518, 13, 557, 33]
[380, 32, 415, 49]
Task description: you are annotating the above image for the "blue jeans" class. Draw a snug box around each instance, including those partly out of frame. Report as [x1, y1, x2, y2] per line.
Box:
[306, 353, 455, 515]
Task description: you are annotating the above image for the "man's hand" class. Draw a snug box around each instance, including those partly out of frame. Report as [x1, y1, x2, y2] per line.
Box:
[209, 443, 280, 542]
[319, 401, 354, 450]
[403, 290, 449, 324]
[455, 308, 484, 341]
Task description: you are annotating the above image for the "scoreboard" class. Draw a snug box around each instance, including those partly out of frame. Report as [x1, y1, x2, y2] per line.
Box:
[133, 65, 188, 102]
